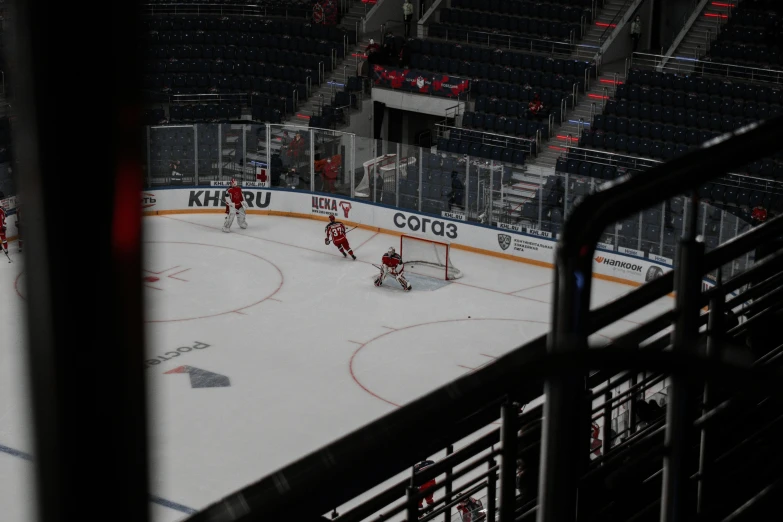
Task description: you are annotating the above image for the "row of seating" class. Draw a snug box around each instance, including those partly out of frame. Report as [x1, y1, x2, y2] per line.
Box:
[475, 90, 567, 115]
[443, 2, 590, 24]
[624, 67, 783, 103]
[147, 46, 332, 72]
[429, 17, 580, 42]
[146, 61, 316, 85]
[408, 39, 592, 78]
[144, 74, 302, 100]
[605, 96, 783, 121]
[463, 112, 551, 139]
[169, 103, 243, 122]
[580, 132, 693, 160]
[147, 32, 343, 57]
[594, 112, 763, 135]
[709, 41, 783, 67]
[251, 106, 284, 124]
[144, 17, 346, 42]
[437, 137, 528, 165]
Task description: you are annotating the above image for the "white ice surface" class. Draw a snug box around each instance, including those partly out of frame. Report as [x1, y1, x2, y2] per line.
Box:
[0, 213, 674, 520]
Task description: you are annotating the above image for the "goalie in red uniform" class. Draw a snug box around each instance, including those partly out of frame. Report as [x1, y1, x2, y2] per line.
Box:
[223, 178, 248, 232]
[0, 207, 9, 257]
[325, 215, 356, 259]
[375, 246, 412, 291]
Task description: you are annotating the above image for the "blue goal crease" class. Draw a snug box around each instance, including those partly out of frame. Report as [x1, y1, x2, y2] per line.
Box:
[0, 442, 197, 514]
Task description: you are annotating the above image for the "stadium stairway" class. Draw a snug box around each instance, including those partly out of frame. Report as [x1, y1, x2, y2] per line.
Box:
[521, 71, 622, 169]
[670, 0, 734, 65]
[578, 0, 633, 49]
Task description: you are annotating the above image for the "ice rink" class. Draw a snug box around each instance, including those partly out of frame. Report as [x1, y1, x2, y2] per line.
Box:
[0, 212, 674, 521]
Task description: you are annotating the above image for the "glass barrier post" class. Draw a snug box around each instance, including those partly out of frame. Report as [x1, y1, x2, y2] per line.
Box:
[266, 124, 271, 188]
[193, 125, 199, 186]
[418, 147, 423, 213]
[465, 156, 470, 218]
[538, 177, 544, 228]
[218, 124, 223, 180]
[489, 163, 495, 225]
[350, 133, 356, 198]
[307, 129, 314, 191]
[242, 126, 247, 184]
[146, 127, 152, 188]
[637, 214, 643, 250]
[395, 142, 401, 208]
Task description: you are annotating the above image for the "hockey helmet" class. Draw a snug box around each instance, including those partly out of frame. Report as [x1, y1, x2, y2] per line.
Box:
[329, 214, 336, 222]
[387, 247, 396, 255]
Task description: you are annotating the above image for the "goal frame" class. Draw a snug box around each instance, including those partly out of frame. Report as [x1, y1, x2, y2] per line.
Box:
[399, 234, 461, 281]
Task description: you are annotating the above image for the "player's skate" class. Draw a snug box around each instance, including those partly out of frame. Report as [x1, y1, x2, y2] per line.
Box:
[351, 253, 356, 260]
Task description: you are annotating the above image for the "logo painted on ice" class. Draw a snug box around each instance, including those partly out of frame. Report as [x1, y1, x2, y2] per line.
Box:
[498, 234, 511, 251]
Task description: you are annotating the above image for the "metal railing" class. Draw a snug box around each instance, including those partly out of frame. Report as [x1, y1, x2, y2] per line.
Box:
[543, 114, 783, 521]
[141, 3, 312, 19]
[425, 26, 575, 58]
[630, 52, 783, 85]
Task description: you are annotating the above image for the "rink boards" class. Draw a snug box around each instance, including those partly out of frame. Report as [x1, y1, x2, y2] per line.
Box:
[142, 187, 674, 288]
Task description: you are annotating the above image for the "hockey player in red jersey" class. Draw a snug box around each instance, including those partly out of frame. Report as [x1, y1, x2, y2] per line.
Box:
[223, 178, 248, 232]
[375, 246, 412, 291]
[325, 214, 356, 259]
[0, 207, 9, 258]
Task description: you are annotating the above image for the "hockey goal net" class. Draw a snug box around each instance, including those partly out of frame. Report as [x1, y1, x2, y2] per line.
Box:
[400, 235, 463, 280]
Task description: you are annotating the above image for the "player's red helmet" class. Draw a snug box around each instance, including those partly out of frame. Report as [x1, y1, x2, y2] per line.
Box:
[329, 214, 335, 222]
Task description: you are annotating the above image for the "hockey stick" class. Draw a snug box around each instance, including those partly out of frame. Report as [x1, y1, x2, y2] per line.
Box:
[3, 250, 11, 263]
[345, 226, 359, 234]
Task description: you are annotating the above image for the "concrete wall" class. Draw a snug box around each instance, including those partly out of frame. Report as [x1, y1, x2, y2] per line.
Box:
[371, 87, 465, 118]
[600, 0, 655, 67]
[342, 99, 374, 140]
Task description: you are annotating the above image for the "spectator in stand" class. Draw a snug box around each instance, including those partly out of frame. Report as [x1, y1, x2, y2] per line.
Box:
[630, 15, 641, 54]
[413, 460, 436, 514]
[449, 170, 464, 210]
[403, 0, 414, 39]
[287, 132, 306, 171]
[366, 38, 380, 58]
[169, 160, 182, 184]
[527, 93, 543, 120]
[321, 157, 339, 193]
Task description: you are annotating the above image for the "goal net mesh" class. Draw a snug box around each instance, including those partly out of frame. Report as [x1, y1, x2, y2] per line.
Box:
[400, 235, 463, 280]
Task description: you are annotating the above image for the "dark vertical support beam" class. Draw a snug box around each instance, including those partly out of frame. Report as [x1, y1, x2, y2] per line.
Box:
[697, 271, 724, 516]
[661, 194, 703, 522]
[629, 374, 638, 435]
[602, 385, 613, 456]
[487, 458, 498, 521]
[8, 1, 149, 521]
[444, 445, 453, 522]
[406, 485, 419, 522]
[538, 251, 591, 522]
[500, 401, 518, 522]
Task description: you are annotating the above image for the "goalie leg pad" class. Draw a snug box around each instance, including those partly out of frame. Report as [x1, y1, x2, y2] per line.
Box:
[237, 207, 248, 229]
[223, 207, 236, 232]
[396, 274, 411, 291]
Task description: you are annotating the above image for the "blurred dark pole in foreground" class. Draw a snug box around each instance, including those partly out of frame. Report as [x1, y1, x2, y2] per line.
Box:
[6, 0, 149, 521]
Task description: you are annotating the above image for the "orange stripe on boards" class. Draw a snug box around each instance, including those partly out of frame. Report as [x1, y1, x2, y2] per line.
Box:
[145, 210, 671, 291]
